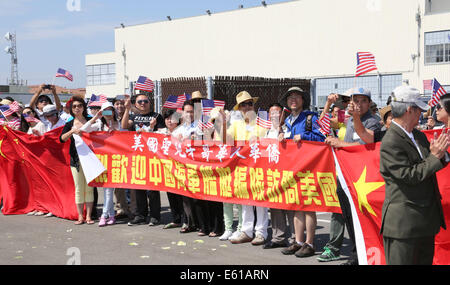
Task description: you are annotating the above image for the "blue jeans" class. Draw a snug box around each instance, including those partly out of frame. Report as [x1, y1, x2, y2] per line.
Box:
[101, 188, 115, 218]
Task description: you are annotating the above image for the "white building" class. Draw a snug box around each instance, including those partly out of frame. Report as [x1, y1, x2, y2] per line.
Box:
[85, 0, 450, 108]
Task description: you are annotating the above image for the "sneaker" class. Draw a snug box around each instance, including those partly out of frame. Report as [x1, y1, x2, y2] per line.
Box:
[34, 211, 45, 216]
[281, 243, 303, 255]
[44, 212, 53, 218]
[230, 232, 253, 244]
[148, 218, 159, 226]
[295, 243, 315, 258]
[262, 241, 288, 249]
[127, 216, 146, 226]
[219, 230, 233, 241]
[27, 211, 37, 216]
[98, 217, 107, 227]
[317, 247, 340, 262]
[229, 231, 241, 240]
[106, 217, 116, 225]
[251, 234, 265, 246]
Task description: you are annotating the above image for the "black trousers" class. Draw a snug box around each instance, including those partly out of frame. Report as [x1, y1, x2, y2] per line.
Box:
[336, 181, 358, 263]
[182, 196, 198, 228]
[208, 201, 224, 234]
[134, 190, 161, 220]
[193, 199, 210, 234]
[167, 192, 184, 224]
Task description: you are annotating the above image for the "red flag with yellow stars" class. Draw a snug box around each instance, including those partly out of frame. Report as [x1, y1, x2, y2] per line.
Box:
[335, 138, 450, 265]
[0, 126, 77, 220]
[334, 143, 386, 265]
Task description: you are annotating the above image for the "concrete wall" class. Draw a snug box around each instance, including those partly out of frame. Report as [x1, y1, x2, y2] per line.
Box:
[86, 0, 450, 99]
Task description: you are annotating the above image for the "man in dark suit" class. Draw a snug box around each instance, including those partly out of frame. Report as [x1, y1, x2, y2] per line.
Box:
[380, 85, 450, 265]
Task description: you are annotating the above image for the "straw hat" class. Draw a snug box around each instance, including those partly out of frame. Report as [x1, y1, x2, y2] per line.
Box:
[379, 105, 392, 123]
[191, 91, 205, 100]
[233, 91, 259, 110]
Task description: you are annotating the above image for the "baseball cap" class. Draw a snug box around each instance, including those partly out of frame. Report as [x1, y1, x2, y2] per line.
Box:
[43, 104, 58, 116]
[348, 87, 371, 98]
[391, 85, 429, 111]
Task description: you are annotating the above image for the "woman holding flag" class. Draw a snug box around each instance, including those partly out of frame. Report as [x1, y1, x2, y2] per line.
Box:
[60, 96, 95, 225]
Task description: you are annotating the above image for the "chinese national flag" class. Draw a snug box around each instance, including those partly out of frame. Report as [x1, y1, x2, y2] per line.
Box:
[0, 126, 77, 220]
[335, 132, 450, 265]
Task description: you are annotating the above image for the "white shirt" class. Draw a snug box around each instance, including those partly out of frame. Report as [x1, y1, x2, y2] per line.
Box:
[392, 120, 423, 159]
[45, 118, 66, 133]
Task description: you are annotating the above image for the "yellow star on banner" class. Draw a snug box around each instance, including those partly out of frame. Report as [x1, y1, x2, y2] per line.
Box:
[353, 166, 385, 217]
[0, 139, 6, 159]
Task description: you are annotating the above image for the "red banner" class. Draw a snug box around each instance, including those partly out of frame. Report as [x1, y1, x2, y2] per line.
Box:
[335, 129, 450, 265]
[0, 126, 77, 220]
[82, 131, 341, 213]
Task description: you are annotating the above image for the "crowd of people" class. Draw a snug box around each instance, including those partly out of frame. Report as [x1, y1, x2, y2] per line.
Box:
[1, 82, 449, 265]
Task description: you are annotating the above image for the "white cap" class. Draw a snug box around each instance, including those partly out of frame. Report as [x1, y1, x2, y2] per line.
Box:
[391, 85, 429, 111]
[100, 101, 114, 112]
[43, 104, 58, 116]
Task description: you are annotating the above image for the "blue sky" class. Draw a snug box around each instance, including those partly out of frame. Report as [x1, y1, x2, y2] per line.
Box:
[0, 0, 291, 89]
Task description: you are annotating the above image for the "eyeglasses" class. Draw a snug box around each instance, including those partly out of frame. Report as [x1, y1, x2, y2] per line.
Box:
[72, 104, 83, 109]
[44, 113, 58, 118]
[240, 101, 254, 107]
[23, 111, 33, 115]
[436, 104, 443, 110]
[137, 100, 150, 105]
[38, 99, 49, 103]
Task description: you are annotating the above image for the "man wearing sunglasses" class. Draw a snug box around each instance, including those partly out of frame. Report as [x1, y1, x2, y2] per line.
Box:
[122, 93, 164, 227]
[29, 84, 62, 126]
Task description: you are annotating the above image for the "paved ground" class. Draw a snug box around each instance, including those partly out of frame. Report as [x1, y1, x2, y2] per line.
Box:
[0, 189, 352, 265]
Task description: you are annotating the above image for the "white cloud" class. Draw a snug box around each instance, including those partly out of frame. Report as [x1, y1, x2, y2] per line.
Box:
[0, 0, 33, 16]
[20, 21, 114, 41]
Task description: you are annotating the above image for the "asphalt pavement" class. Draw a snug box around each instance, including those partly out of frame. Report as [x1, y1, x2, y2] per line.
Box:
[0, 189, 352, 265]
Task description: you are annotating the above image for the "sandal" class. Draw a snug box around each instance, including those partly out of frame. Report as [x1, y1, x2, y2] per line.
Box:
[74, 219, 84, 225]
[209, 232, 219, 237]
[86, 219, 95, 225]
[180, 227, 195, 233]
[163, 222, 181, 229]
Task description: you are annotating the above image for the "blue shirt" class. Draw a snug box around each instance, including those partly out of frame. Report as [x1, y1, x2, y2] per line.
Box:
[284, 110, 325, 142]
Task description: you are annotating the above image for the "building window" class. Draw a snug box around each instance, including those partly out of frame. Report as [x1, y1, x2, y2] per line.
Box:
[425, 30, 450, 64]
[86, 63, 116, 86]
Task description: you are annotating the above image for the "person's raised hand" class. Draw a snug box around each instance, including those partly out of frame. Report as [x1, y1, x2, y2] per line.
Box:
[430, 129, 450, 159]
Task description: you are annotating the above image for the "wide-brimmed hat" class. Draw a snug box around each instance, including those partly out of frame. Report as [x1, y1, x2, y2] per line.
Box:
[391, 85, 429, 111]
[379, 105, 392, 122]
[191, 91, 205, 100]
[233, 91, 259, 110]
[279, 87, 310, 109]
[0, 99, 12, 105]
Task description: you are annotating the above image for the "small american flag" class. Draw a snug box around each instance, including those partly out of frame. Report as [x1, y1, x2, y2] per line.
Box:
[24, 114, 41, 124]
[198, 120, 214, 131]
[213, 100, 225, 108]
[256, 111, 272, 129]
[429, 78, 447, 107]
[135, 76, 155, 92]
[318, 113, 332, 136]
[201, 100, 216, 115]
[163, 94, 186, 109]
[423, 79, 433, 91]
[356, 52, 378, 77]
[88, 94, 108, 107]
[7, 118, 21, 129]
[56, 68, 73, 81]
[0, 101, 20, 117]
